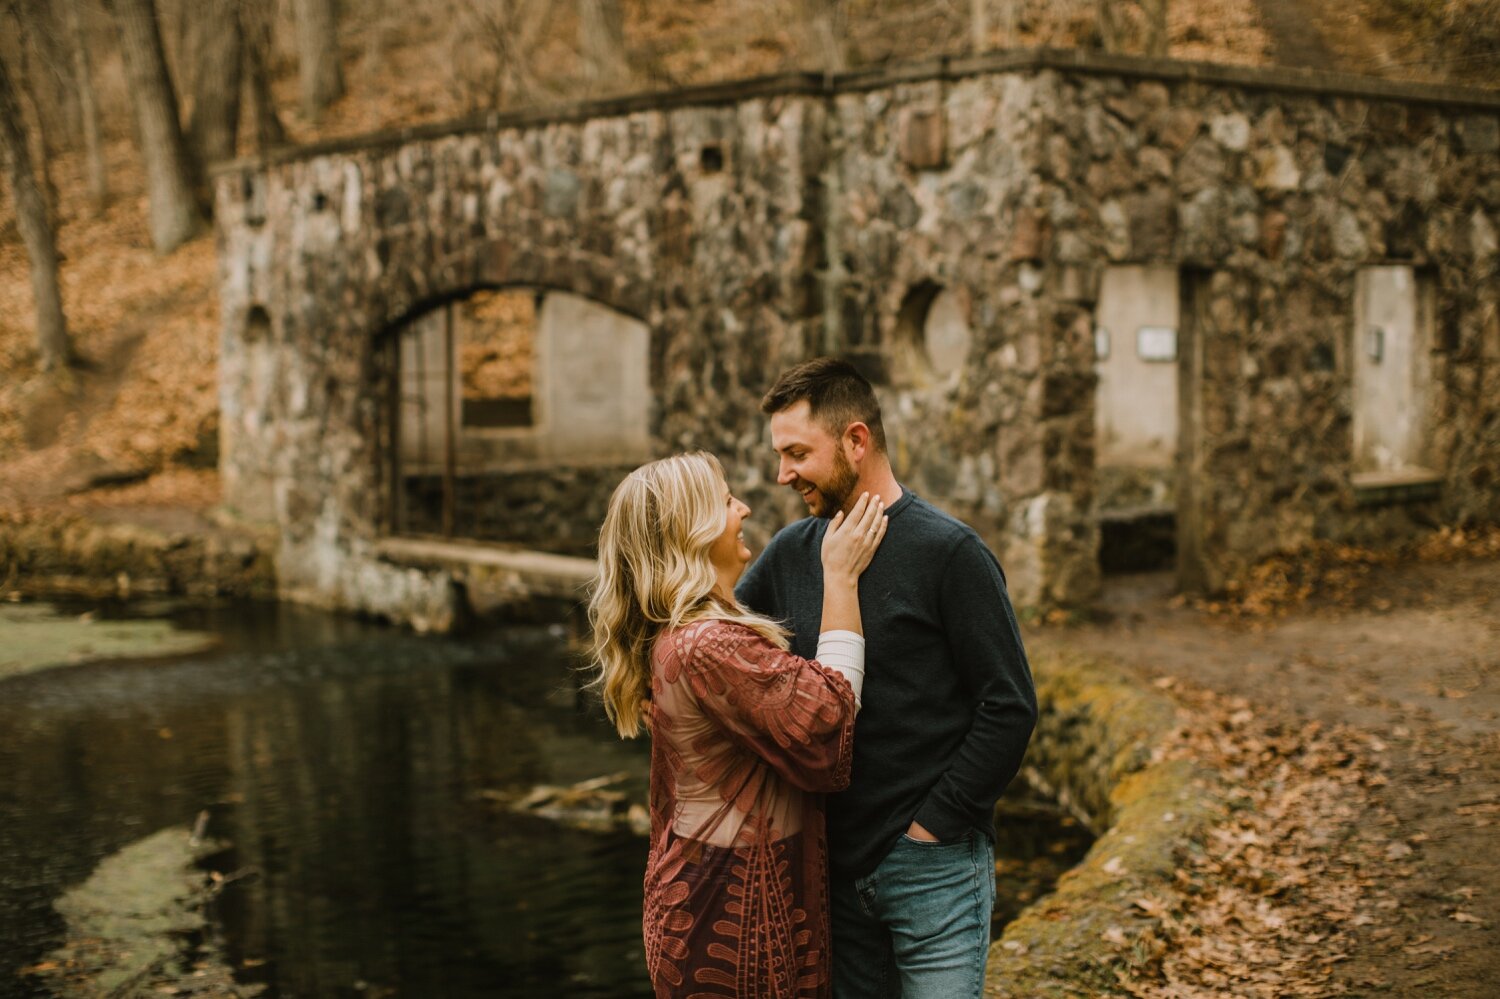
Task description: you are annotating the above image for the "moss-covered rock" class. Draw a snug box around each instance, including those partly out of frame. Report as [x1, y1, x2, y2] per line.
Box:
[986, 653, 1221, 998]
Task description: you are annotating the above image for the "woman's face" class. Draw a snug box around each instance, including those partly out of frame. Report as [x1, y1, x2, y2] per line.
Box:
[708, 478, 754, 584]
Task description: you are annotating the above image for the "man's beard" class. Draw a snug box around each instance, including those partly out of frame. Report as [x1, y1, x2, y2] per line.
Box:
[809, 447, 859, 519]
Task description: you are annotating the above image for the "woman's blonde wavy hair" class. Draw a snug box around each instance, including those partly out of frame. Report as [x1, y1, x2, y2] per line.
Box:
[588, 451, 788, 738]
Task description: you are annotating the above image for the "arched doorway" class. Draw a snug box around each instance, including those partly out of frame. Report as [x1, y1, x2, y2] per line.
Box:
[381, 289, 652, 554]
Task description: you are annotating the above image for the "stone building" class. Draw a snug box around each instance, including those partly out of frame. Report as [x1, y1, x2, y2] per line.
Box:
[213, 49, 1500, 628]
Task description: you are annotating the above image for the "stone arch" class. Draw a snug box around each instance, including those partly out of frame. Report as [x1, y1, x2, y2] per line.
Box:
[365, 237, 655, 345]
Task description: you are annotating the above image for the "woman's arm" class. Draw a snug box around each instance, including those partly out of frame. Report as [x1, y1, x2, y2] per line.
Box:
[819, 492, 886, 634]
[816, 493, 887, 704]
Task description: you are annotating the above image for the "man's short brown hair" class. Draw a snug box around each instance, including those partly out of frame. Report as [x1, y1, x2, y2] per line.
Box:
[760, 357, 887, 452]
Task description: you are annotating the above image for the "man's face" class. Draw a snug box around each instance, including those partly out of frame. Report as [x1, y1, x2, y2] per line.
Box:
[769, 401, 859, 519]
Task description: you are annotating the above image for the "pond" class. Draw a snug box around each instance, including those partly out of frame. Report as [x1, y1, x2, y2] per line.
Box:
[0, 601, 1091, 998]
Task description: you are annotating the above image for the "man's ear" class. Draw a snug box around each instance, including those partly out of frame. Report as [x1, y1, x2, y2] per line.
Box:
[845, 422, 872, 461]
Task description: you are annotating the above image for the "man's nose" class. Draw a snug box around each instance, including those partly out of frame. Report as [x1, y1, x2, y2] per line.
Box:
[777, 461, 796, 485]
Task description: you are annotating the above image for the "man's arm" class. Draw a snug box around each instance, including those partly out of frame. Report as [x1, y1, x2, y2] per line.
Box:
[911, 534, 1038, 842]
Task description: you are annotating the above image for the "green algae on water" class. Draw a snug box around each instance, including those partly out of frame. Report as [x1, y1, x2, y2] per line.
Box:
[0, 603, 217, 680]
[24, 826, 263, 998]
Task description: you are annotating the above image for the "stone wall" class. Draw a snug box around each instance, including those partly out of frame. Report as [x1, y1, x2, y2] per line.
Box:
[400, 464, 634, 556]
[216, 83, 831, 621]
[214, 52, 1500, 625]
[1025, 67, 1500, 588]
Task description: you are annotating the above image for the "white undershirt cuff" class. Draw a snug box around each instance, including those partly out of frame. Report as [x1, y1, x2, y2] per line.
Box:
[816, 629, 866, 709]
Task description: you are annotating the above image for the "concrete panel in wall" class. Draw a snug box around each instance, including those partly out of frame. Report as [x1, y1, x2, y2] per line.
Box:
[1353, 266, 1431, 473]
[1095, 266, 1180, 470]
[924, 289, 971, 378]
[534, 292, 651, 461]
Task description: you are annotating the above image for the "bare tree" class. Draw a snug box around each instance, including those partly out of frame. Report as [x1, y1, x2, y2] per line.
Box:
[972, 0, 988, 53]
[998, 0, 1018, 45]
[578, 0, 629, 92]
[103, 0, 204, 252]
[1097, 0, 1120, 52]
[1142, 0, 1168, 57]
[294, 0, 343, 121]
[63, 0, 107, 210]
[241, 0, 287, 151]
[458, 0, 548, 109]
[4, 3, 61, 221]
[185, 0, 241, 165]
[9, 1, 82, 144]
[361, 0, 390, 72]
[0, 52, 71, 369]
[801, 0, 848, 72]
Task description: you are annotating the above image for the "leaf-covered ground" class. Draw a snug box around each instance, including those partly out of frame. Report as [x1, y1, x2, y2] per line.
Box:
[1035, 549, 1499, 996]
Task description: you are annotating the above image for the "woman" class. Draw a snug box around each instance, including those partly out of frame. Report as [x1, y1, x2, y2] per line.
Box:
[589, 451, 886, 998]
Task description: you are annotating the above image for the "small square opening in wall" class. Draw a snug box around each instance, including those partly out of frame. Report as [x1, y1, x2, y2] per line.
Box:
[700, 145, 724, 173]
[1136, 326, 1177, 362]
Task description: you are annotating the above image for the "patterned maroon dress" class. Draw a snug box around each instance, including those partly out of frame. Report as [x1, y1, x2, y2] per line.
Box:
[642, 619, 857, 998]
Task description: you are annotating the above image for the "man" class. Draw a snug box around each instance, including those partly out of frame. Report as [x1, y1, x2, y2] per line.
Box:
[735, 357, 1037, 999]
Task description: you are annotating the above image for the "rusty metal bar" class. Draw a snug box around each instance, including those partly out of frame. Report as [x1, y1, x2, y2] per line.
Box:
[387, 333, 403, 534]
[443, 305, 457, 538]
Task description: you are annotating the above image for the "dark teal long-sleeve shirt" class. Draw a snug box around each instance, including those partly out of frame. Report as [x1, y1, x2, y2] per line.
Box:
[735, 489, 1037, 877]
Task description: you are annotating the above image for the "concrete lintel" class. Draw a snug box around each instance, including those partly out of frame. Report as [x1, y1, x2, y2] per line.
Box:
[374, 536, 595, 599]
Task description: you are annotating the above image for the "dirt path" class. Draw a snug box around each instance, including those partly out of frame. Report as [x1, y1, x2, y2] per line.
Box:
[1034, 557, 1499, 995]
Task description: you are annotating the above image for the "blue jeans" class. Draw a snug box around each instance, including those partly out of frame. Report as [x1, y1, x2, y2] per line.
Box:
[830, 829, 995, 999]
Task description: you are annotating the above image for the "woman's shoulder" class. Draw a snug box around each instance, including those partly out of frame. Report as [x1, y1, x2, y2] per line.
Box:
[657, 618, 765, 662]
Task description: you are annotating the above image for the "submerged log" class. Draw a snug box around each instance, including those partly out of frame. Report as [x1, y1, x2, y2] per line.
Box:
[482, 771, 650, 837]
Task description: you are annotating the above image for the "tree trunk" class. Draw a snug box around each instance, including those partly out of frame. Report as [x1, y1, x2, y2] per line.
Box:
[1097, 0, 1120, 52]
[294, 0, 343, 121]
[578, 0, 629, 92]
[971, 0, 988, 54]
[9, 1, 84, 146]
[64, 0, 108, 209]
[802, 0, 848, 72]
[997, 0, 1018, 45]
[8, 6, 61, 223]
[103, 0, 204, 253]
[241, 0, 287, 151]
[0, 52, 71, 369]
[1142, 0, 1168, 57]
[361, 0, 387, 72]
[185, 0, 241, 165]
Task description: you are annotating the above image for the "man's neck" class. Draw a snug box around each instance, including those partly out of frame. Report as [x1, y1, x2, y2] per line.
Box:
[843, 462, 903, 515]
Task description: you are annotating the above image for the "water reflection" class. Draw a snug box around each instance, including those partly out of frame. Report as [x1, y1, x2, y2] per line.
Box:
[0, 602, 651, 999]
[0, 601, 1091, 999]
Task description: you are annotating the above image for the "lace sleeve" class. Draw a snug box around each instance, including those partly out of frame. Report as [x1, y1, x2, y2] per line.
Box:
[674, 620, 857, 793]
